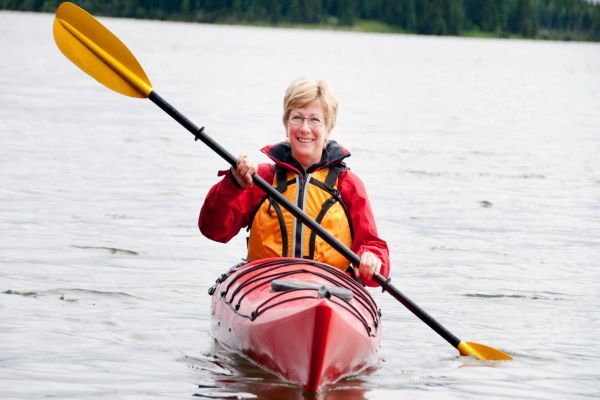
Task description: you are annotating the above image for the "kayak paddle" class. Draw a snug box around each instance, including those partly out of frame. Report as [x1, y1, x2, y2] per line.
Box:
[52, 1, 512, 361]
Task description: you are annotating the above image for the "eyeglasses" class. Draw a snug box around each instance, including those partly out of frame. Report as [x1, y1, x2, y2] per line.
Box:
[288, 115, 324, 128]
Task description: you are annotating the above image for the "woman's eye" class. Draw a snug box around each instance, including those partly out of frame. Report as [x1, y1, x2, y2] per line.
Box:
[310, 118, 322, 125]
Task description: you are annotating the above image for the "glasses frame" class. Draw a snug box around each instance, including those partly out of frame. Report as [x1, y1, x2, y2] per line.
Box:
[288, 114, 324, 128]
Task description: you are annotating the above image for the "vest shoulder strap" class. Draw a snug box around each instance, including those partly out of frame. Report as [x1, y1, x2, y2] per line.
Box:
[309, 164, 346, 198]
[324, 164, 345, 190]
[275, 165, 293, 193]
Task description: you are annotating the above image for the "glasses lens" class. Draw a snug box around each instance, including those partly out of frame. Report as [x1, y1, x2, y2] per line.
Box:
[290, 116, 304, 125]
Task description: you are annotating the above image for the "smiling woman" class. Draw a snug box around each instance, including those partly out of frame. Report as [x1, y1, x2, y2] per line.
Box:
[198, 77, 390, 287]
[286, 101, 330, 170]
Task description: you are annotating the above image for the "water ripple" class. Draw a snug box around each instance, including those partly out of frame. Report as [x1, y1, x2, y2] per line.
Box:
[71, 245, 139, 255]
[2, 288, 139, 301]
[462, 292, 567, 301]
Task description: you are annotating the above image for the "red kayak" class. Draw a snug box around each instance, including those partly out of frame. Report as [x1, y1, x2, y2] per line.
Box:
[209, 257, 382, 392]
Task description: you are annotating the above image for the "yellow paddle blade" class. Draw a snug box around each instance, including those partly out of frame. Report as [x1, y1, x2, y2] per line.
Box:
[458, 341, 513, 361]
[53, 2, 152, 98]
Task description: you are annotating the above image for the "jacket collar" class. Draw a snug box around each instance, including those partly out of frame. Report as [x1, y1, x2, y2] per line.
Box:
[261, 140, 350, 174]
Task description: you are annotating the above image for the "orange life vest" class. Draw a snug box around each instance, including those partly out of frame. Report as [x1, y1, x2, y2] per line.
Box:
[247, 166, 353, 271]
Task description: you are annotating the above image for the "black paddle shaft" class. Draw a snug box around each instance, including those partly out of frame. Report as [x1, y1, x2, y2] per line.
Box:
[149, 90, 462, 350]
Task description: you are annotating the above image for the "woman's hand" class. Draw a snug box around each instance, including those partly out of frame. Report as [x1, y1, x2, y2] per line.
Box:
[357, 251, 382, 281]
[231, 154, 256, 188]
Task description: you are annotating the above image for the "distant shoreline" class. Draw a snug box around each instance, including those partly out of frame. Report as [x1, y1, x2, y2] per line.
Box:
[232, 19, 600, 42]
[4, 8, 599, 43]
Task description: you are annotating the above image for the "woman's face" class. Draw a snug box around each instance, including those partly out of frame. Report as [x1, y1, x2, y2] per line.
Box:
[285, 100, 331, 171]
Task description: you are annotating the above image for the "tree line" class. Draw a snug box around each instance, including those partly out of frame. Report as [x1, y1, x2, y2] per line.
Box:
[3, 0, 600, 41]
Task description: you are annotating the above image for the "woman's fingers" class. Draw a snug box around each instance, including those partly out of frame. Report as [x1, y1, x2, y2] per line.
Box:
[234, 155, 256, 188]
[358, 251, 382, 280]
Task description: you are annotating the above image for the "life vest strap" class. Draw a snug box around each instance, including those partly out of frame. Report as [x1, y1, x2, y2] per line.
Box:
[275, 166, 289, 193]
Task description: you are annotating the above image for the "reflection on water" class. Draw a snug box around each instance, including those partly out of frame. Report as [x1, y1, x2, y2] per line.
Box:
[185, 341, 373, 400]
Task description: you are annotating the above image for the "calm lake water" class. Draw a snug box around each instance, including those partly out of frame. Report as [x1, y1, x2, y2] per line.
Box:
[1, 10, 600, 400]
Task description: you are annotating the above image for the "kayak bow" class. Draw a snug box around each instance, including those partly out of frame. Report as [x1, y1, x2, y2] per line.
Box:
[209, 257, 382, 392]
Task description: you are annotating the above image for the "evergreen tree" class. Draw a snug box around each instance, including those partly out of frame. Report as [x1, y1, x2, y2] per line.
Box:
[337, 0, 356, 25]
[510, 0, 538, 36]
[418, 0, 447, 35]
[444, 0, 463, 35]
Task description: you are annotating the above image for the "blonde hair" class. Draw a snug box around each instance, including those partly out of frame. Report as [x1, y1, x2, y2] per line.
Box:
[283, 77, 338, 131]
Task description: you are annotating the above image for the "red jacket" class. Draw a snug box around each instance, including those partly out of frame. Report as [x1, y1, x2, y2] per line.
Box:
[199, 141, 390, 287]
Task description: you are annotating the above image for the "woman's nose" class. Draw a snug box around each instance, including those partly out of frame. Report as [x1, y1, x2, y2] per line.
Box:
[300, 118, 311, 130]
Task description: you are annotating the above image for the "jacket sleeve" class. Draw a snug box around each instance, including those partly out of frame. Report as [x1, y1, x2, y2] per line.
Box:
[198, 164, 273, 243]
[338, 170, 390, 287]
